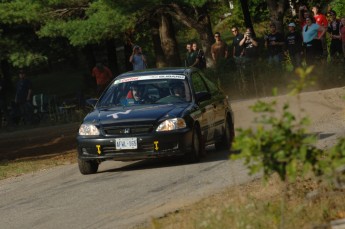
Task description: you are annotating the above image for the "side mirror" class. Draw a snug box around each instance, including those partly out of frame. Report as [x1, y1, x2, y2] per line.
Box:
[195, 91, 211, 103]
[85, 98, 98, 108]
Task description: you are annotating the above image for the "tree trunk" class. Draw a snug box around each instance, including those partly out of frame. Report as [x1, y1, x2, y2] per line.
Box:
[0, 59, 13, 96]
[106, 39, 119, 76]
[167, 3, 214, 67]
[158, 13, 181, 67]
[196, 14, 214, 68]
[149, 19, 167, 68]
[124, 38, 133, 72]
[240, 0, 256, 37]
[82, 44, 96, 73]
[266, 0, 287, 33]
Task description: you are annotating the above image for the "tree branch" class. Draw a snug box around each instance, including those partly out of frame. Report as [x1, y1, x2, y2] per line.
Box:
[49, 6, 88, 19]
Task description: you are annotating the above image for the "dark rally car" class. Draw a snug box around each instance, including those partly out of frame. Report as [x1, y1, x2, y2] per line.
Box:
[77, 67, 235, 174]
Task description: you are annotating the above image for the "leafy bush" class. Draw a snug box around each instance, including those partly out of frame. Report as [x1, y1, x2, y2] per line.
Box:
[232, 66, 345, 184]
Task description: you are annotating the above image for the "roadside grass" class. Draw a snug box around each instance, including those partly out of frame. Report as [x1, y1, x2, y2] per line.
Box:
[146, 175, 345, 229]
[0, 150, 76, 180]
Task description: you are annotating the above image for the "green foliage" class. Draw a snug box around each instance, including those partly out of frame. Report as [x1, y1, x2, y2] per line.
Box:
[232, 68, 345, 181]
[288, 66, 315, 95]
[39, 1, 130, 46]
[249, 0, 270, 21]
[319, 138, 345, 183]
[0, 1, 42, 24]
[0, 1, 51, 67]
[9, 51, 48, 68]
[329, 0, 345, 17]
[232, 100, 322, 181]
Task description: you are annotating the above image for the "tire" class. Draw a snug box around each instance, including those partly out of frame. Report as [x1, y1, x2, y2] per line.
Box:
[215, 116, 235, 151]
[78, 158, 99, 175]
[185, 126, 202, 163]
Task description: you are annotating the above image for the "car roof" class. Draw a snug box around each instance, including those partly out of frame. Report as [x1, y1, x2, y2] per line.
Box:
[116, 67, 196, 79]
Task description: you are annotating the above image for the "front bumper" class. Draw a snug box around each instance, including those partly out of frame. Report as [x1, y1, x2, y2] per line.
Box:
[77, 128, 193, 161]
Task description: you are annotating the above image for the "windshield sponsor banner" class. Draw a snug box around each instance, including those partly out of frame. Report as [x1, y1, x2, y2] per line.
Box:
[114, 75, 185, 84]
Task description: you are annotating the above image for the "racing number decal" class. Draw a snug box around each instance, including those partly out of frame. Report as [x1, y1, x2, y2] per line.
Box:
[153, 141, 159, 151]
[96, 145, 101, 155]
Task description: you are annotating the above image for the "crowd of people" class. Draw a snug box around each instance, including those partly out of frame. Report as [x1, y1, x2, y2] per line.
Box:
[97, 4, 344, 102]
[185, 5, 344, 71]
[185, 42, 207, 69]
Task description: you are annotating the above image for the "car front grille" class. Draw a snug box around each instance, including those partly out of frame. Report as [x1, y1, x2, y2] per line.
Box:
[102, 125, 154, 136]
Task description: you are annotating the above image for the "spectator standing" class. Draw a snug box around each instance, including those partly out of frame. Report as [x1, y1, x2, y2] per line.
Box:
[231, 26, 244, 59]
[327, 10, 342, 61]
[92, 62, 113, 97]
[298, 5, 310, 28]
[341, 17, 345, 61]
[185, 43, 196, 67]
[211, 32, 228, 65]
[312, 5, 328, 58]
[14, 70, 33, 124]
[191, 42, 206, 69]
[129, 45, 147, 71]
[302, 17, 326, 65]
[285, 22, 303, 69]
[265, 23, 285, 67]
[239, 28, 259, 61]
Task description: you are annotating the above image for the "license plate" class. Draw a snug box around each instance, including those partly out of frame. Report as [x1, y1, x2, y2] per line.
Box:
[115, 138, 137, 149]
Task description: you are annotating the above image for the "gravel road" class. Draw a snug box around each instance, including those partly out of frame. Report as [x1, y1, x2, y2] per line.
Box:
[1, 87, 345, 229]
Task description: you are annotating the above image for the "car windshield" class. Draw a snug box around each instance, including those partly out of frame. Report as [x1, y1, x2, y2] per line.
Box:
[97, 74, 192, 108]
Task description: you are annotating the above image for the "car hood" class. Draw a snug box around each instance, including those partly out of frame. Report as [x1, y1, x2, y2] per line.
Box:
[84, 104, 190, 125]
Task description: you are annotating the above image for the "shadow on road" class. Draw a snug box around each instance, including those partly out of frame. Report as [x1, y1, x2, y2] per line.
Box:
[97, 146, 235, 174]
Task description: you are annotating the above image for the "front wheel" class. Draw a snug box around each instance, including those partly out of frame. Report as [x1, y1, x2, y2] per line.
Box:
[215, 117, 235, 151]
[185, 127, 202, 163]
[78, 158, 99, 175]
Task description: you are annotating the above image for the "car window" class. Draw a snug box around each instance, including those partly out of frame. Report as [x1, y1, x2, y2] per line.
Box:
[191, 72, 208, 94]
[96, 75, 191, 107]
[201, 73, 219, 95]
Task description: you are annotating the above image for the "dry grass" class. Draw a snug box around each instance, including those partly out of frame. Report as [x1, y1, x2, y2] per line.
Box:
[146, 175, 345, 229]
[0, 150, 77, 180]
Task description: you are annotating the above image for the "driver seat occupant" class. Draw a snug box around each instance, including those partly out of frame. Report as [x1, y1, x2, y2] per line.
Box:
[171, 83, 186, 99]
[126, 85, 144, 103]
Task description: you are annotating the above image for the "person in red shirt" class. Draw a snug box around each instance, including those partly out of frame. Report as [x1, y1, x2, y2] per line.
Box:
[312, 5, 328, 58]
[91, 62, 113, 97]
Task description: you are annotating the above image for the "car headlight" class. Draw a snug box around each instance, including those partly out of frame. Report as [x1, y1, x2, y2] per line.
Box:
[79, 124, 100, 136]
[156, 118, 186, 132]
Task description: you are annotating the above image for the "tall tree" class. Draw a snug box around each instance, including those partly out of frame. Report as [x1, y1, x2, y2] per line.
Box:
[266, 0, 288, 32]
[240, 0, 255, 36]
[119, 1, 218, 67]
[149, 18, 167, 68]
[165, 2, 214, 67]
[0, 1, 46, 69]
[158, 13, 181, 67]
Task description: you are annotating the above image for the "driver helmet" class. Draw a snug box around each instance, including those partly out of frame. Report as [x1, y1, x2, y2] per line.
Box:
[127, 83, 144, 101]
[170, 81, 185, 97]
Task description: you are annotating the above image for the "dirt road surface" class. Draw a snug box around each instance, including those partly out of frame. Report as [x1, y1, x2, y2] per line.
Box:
[1, 87, 345, 229]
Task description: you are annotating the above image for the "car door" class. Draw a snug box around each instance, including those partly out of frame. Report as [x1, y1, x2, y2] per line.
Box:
[190, 71, 215, 143]
[200, 73, 226, 140]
